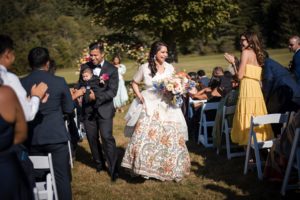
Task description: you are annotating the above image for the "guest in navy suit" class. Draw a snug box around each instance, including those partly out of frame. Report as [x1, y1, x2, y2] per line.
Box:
[288, 35, 300, 83]
[21, 47, 74, 200]
[262, 57, 300, 113]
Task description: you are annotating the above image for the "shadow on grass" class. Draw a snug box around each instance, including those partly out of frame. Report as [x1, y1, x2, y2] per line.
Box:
[75, 144, 95, 169]
[186, 140, 297, 200]
[75, 142, 146, 184]
[116, 146, 147, 184]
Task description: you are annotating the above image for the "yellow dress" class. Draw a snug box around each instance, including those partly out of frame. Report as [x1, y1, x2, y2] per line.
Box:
[231, 64, 274, 145]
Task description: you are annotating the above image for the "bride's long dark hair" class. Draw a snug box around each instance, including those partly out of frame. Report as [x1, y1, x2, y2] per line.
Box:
[148, 41, 167, 77]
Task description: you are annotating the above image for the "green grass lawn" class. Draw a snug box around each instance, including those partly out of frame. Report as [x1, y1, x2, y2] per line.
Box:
[58, 50, 299, 199]
[56, 48, 292, 85]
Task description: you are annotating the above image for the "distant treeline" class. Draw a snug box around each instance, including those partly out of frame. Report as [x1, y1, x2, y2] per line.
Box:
[1, 0, 299, 74]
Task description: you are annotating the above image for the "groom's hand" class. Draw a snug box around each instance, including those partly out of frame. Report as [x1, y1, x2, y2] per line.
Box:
[89, 89, 96, 101]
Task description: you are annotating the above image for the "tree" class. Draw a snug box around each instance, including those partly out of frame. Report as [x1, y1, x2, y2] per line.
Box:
[0, 0, 104, 75]
[73, 0, 238, 62]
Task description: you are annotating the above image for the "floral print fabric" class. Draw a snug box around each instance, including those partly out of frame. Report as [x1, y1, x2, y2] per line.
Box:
[121, 110, 190, 181]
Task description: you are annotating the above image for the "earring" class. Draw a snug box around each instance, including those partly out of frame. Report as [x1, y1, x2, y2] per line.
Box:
[154, 55, 156, 61]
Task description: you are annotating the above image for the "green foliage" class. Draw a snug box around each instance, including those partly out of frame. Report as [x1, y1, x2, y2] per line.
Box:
[73, 0, 238, 61]
[0, 0, 104, 75]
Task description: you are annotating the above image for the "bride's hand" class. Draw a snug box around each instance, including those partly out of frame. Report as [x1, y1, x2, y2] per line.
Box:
[137, 95, 144, 104]
[224, 53, 235, 64]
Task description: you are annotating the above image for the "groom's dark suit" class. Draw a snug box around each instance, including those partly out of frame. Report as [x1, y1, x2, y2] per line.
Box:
[81, 60, 119, 179]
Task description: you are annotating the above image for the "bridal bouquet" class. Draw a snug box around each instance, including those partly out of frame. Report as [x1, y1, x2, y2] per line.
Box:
[153, 72, 196, 106]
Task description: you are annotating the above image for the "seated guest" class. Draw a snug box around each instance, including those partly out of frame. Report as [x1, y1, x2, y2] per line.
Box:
[189, 69, 232, 102]
[212, 78, 239, 149]
[264, 110, 300, 181]
[21, 47, 74, 200]
[0, 77, 31, 199]
[197, 69, 210, 88]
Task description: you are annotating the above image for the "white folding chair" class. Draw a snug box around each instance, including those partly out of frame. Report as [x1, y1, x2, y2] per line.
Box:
[244, 113, 289, 180]
[281, 128, 300, 195]
[198, 101, 219, 147]
[218, 105, 245, 159]
[65, 121, 74, 169]
[30, 153, 58, 200]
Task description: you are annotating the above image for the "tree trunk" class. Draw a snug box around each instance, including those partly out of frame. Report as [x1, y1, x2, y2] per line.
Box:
[161, 30, 178, 63]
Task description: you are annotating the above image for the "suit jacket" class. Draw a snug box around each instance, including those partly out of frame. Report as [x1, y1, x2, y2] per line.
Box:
[84, 61, 119, 119]
[21, 70, 74, 145]
[291, 49, 300, 83]
[262, 58, 300, 105]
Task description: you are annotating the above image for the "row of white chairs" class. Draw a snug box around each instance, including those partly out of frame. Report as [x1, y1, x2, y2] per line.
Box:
[197, 101, 300, 195]
[32, 120, 76, 200]
[31, 154, 58, 200]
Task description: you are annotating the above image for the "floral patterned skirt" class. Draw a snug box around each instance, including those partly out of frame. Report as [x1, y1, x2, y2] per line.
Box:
[121, 110, 191, 182]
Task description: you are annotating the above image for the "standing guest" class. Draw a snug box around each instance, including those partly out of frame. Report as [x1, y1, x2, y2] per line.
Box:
[263, 57, 300, 114]
[49, 58, 81, 160]
[21, 47, 74, 200]
[0, 78, 30, 199]
[224, 31, 273, 146]
[122, 41, 190, 182]
[288, 35, 300, 83]
[0, 34, 48, 197]
[78, 42, 119, 181]
[0, 34, 48, 121]
[197, 69, 210, 87]
[112, 55, 128, 113]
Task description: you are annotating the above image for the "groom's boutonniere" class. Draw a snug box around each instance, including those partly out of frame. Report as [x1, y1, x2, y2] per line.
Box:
[100, 73, 109, 84]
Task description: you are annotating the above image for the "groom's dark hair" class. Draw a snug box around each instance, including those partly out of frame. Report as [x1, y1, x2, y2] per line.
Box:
[89, 42, 105, 53]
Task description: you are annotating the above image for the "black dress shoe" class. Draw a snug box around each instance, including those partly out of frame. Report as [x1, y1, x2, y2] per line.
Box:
[111, 172, 119, 182]
[96, 164, 105, 173]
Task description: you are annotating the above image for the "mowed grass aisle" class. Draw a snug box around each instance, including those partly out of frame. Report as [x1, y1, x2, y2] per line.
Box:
[57, 50, 298, 199]
[71, 108, 283, 200]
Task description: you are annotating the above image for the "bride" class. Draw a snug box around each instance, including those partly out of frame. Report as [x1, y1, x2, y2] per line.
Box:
[121, 41, 190, 182]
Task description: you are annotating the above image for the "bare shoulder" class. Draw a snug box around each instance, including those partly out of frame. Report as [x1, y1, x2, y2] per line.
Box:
[0, 85, 17, 105]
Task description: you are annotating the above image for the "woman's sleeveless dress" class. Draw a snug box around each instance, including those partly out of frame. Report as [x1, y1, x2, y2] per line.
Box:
[231, 64, 274, 145]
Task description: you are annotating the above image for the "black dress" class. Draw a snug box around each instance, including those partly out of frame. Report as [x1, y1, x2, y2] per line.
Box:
[0, 115, 22, 199]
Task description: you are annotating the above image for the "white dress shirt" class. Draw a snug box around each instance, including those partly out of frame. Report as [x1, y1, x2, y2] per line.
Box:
[0, 64, 40, 121]
[92, 60, 105, 76]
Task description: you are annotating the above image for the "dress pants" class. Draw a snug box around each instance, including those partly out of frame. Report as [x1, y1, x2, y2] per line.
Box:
[84, 115, 118, 176]
[30, 143, 72, 200]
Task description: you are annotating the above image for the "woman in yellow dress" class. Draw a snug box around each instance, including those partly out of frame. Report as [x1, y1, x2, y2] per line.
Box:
[224, 31, 273, 146]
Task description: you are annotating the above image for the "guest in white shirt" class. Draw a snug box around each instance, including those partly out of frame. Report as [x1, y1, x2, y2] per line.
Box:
[0, 35, 48, 121]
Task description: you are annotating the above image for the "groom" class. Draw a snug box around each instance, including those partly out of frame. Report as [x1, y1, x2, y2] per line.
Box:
[79, 42, 119, 181]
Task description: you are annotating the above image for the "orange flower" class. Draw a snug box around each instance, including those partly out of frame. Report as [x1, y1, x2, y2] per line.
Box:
[148, 129, 156, 140]
[162, 159, 173, 174]
[178, 136, 185, 147]
[160, 135, 171, 146]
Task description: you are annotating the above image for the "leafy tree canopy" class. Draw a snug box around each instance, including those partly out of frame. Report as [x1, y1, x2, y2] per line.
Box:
[73, 0, 238, 61]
